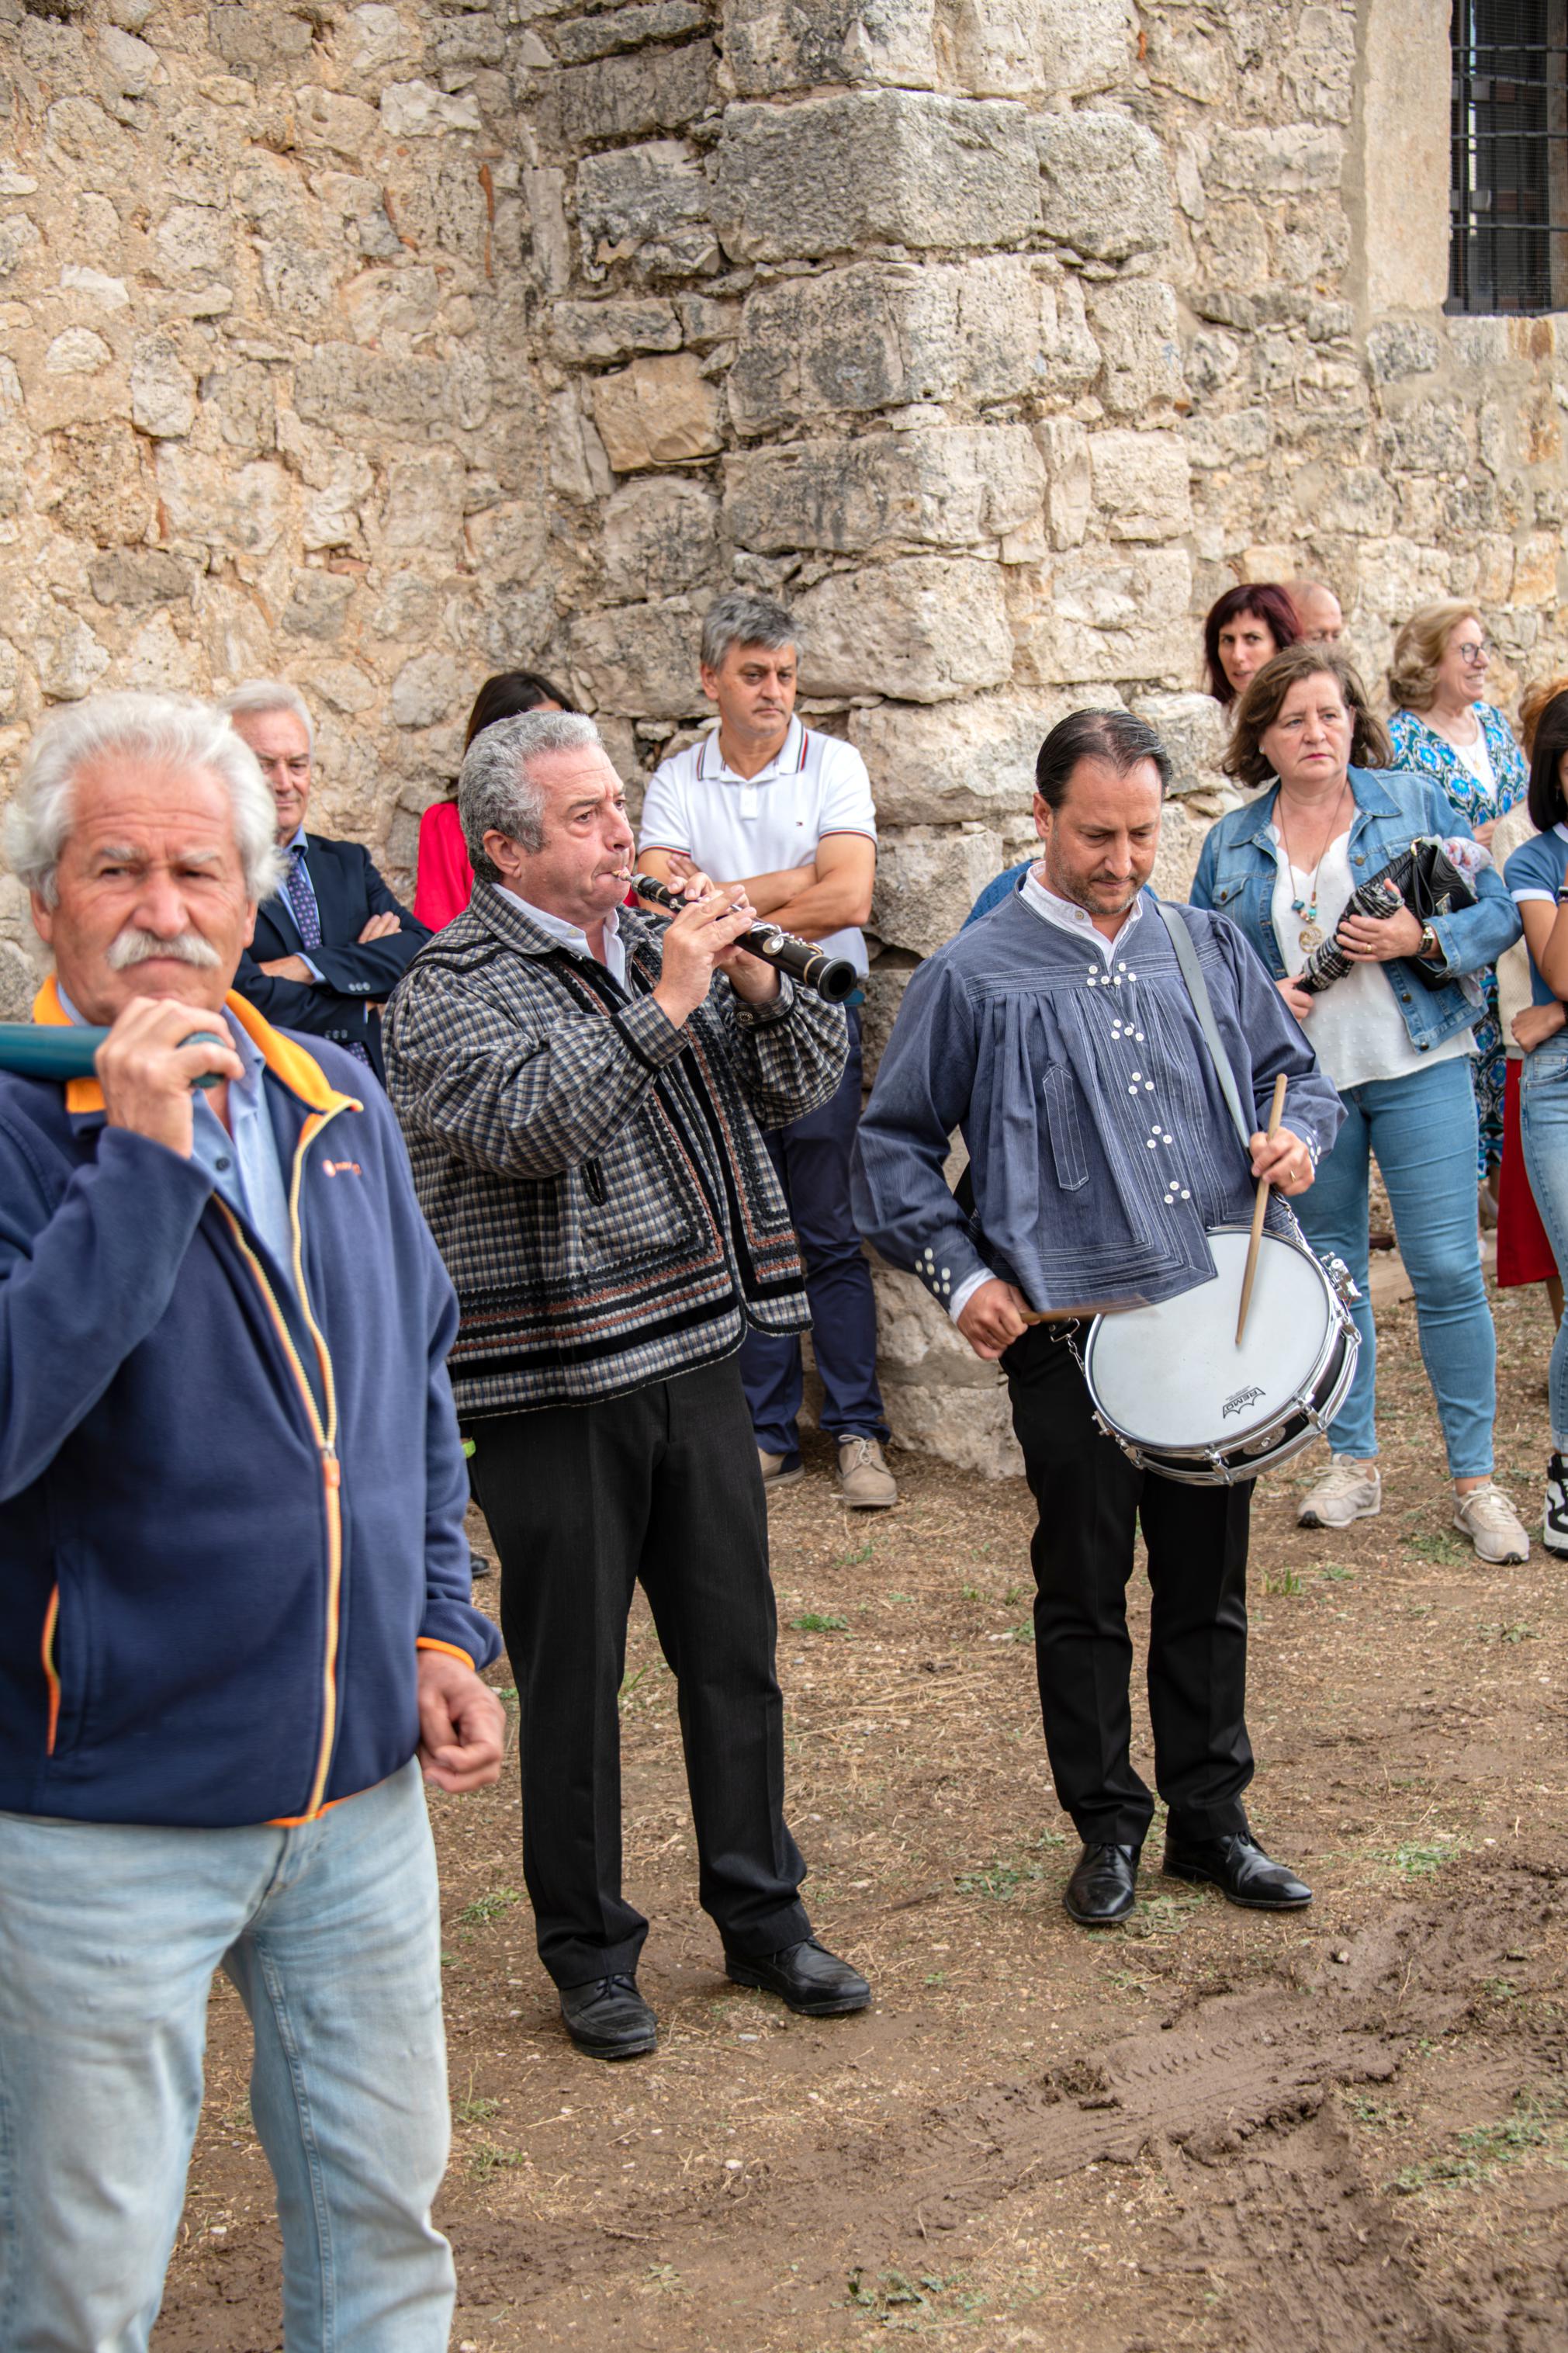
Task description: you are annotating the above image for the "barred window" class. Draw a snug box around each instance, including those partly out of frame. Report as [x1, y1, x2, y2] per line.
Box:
[1449, 0, 1568, 314]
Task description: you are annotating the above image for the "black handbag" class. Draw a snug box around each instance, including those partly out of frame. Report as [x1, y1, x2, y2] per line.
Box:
[1300, 836, 1479, 995]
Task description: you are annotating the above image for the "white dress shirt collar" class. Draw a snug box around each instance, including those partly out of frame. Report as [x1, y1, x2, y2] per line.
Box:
[1019, 865, 1144, 966]
[493, 884, 627, 986]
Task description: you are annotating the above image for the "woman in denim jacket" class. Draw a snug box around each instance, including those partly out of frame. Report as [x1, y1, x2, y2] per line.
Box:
[1191, 643, 1528, 1563]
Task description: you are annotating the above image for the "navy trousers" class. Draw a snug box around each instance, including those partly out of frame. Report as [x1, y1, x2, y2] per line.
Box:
[740, 1007, 889, 1461]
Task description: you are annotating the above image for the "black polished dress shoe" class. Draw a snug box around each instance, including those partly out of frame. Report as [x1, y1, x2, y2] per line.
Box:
[558, 1974, 658, 2059]
[725, 1937, 871, 2015]
[1162, 1831, 1312, 1910]
[1063, 1841, 1141, 1926]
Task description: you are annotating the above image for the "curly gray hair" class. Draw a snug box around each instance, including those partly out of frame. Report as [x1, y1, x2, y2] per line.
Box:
[458, 709, 604, 885]
[5, 692, 285, 906]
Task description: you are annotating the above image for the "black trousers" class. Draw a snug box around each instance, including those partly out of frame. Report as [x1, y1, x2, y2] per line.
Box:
[1003, 1323, 1255, 1849]
[464, 1358, 810, 1987]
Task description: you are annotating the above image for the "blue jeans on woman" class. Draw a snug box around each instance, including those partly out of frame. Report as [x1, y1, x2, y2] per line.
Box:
[1520, 1033, 1568, 1451]
[1293, 1055, 1496, 1477]
[0, 1761, 454, 2353]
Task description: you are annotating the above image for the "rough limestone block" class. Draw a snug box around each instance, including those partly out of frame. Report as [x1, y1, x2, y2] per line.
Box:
[292, 87, 381, 161]
[88, 548, 194, 615]
[282, 572, 356, 642]
[390, 650, 466, 731]
[1127, 691, 1228, 797]
[590, 352, 722, 470]
[550, 44, 715, 147]
[1087, 278, 1185, 414]
[1036, 109, 1172, 260]
[729, 257, 1068, 434]
[379, 449, 467, 556]
[126, 336, 196, 439]
[569, 599, 708, 719]
[552, 1, 711, 64]
[1207, 123, 1345, 196]
[797, 557, 1014, 704]
[712, 93, 1039, 264]
[723, 0, 1129, 102]
[576, 141, 718, 279]
[724, 426, 1045, 554]
[1013, 544, 1192, 684]
[601, 477, 719, 600]
[550, 297, 682, 362]
[872, 824, 1005, 955]
[852, 684, 1122, 825]
[154, 448, 292, 560]
[1033, 415, 1091, 549]
[1088, 429, 1191, 541]
[949, 0, 1133, 99]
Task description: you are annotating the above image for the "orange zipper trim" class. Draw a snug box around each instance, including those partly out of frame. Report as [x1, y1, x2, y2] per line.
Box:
[218, 1101, 350, 1821]
[40, 1585, 60, 1755]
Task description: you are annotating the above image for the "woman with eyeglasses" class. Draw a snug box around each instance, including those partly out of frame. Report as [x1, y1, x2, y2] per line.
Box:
[1386, 603, 1528, 1187]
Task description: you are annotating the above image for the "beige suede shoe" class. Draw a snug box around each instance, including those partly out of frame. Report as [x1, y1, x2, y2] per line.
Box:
[758, 1449, 804, 1492]
[837, 1436, 898, 1509]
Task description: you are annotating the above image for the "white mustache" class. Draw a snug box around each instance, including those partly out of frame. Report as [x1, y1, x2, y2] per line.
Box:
[106, 927, 222, 972]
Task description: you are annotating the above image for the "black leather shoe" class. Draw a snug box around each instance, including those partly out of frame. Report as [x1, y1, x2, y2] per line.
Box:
[725, 1937, 871, 2015]
[1063, 1842, 1141, 1926]
[558, 1974, 658, 2059]
[1162, 1831, 1312, 1910]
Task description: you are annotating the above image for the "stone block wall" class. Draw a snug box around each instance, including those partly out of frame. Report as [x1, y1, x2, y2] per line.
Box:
[2, 0, 1566, 1471]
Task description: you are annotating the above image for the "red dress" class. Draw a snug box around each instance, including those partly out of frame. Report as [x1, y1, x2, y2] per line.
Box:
[1497, 1059, 1559, 1286]
[413, 799, 472, 931]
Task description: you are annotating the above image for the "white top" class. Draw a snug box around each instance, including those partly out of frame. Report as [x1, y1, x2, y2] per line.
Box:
[947, 870, 1145, 1323]
[1267, 826, 1470, 1091]
[637, 715, 877, 975]
[1447, 723, 1496, 795]
[493, 883, 626, 986]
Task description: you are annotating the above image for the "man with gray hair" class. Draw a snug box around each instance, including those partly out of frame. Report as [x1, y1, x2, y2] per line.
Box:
[385, 707, 873, 2059]
[637, 591, 895, 1507]
[223, 677, 427, 1079]
[0, 690, 504, 2348]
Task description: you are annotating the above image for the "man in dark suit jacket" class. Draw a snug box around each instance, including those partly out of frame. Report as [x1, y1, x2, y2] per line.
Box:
[223, 680, 428, 1079]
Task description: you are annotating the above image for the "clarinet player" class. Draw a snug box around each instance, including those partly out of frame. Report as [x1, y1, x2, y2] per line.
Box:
[384, 711, 872, 2059]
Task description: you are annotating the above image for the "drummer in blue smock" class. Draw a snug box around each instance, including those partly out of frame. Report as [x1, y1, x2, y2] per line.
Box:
[1190, 643, 1528, 1566]
[853, 709, 1341, 1931]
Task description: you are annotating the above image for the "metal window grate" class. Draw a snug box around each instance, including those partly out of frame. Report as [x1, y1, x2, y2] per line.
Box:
[1449, 0, 1568, 314]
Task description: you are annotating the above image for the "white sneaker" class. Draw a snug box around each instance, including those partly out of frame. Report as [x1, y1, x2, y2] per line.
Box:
[1452, 1481, 1530, 1565]
[1298, 1454, 1382, 1529]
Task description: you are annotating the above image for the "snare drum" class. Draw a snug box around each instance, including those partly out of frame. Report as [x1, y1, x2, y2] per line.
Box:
[1082, 1224, 1360, 1486]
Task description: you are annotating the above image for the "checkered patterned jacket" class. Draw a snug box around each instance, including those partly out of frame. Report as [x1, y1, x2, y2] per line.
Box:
[382, 885, 849, 1414]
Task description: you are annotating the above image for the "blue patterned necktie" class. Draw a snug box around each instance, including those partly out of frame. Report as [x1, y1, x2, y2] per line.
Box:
[282, 844, 322, 951]
[281, 844, 372, 1066]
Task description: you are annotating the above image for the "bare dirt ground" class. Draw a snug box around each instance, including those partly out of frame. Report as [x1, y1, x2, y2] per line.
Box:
[157, 1277, 1567, 2353]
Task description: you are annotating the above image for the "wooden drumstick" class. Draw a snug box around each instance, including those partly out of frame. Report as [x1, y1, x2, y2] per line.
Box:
[1236, 1072, 1289, 1346]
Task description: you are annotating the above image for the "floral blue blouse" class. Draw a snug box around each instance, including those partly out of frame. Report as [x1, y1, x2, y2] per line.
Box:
[1386, 702, 1528, 826]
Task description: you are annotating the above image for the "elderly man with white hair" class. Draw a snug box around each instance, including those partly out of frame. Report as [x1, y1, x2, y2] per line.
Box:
[223, 677, 428, 1079]
[0, 690, 505, 2352]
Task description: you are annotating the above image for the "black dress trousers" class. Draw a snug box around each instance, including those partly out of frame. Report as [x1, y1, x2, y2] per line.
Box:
[463, 1356, 811, 1988]
[1002, 1322, 1255, 1849]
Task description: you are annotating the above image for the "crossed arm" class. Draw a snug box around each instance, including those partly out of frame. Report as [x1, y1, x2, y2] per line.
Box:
[636, 833, 875, 941]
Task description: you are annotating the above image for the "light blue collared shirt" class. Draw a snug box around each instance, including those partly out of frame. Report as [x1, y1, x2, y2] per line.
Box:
[60, 989, 296, 1284]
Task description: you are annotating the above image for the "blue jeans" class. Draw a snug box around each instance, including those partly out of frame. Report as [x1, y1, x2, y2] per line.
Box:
[741, 1007, 889, 1461]
[1520, 1033, 1568, 1450]
[1293, 1055, 1496, 1476]
[0, 1761, 454, 2353]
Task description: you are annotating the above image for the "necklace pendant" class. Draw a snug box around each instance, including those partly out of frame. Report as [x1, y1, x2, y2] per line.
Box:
[1298, 920, 1324, 949]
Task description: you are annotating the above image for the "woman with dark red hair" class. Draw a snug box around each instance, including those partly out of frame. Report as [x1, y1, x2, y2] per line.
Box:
[1202, 583, 1302, 708]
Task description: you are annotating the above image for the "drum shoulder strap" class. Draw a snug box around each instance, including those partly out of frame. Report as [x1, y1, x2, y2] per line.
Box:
[1155, 900, 1255, 1159]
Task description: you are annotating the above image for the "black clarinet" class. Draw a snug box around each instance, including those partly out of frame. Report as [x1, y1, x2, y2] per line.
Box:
[631, 875, 860, 1003]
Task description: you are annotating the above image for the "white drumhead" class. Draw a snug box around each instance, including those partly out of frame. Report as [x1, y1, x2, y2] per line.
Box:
[1085, 1230, 1334, 1451]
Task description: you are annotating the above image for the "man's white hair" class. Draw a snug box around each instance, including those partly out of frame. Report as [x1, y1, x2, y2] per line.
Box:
[218, 677, 316, 754]
[5, 691, 286, 908]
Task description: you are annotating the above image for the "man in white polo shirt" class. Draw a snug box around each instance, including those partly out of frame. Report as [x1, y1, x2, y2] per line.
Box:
[636, 591, 896, 1509]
